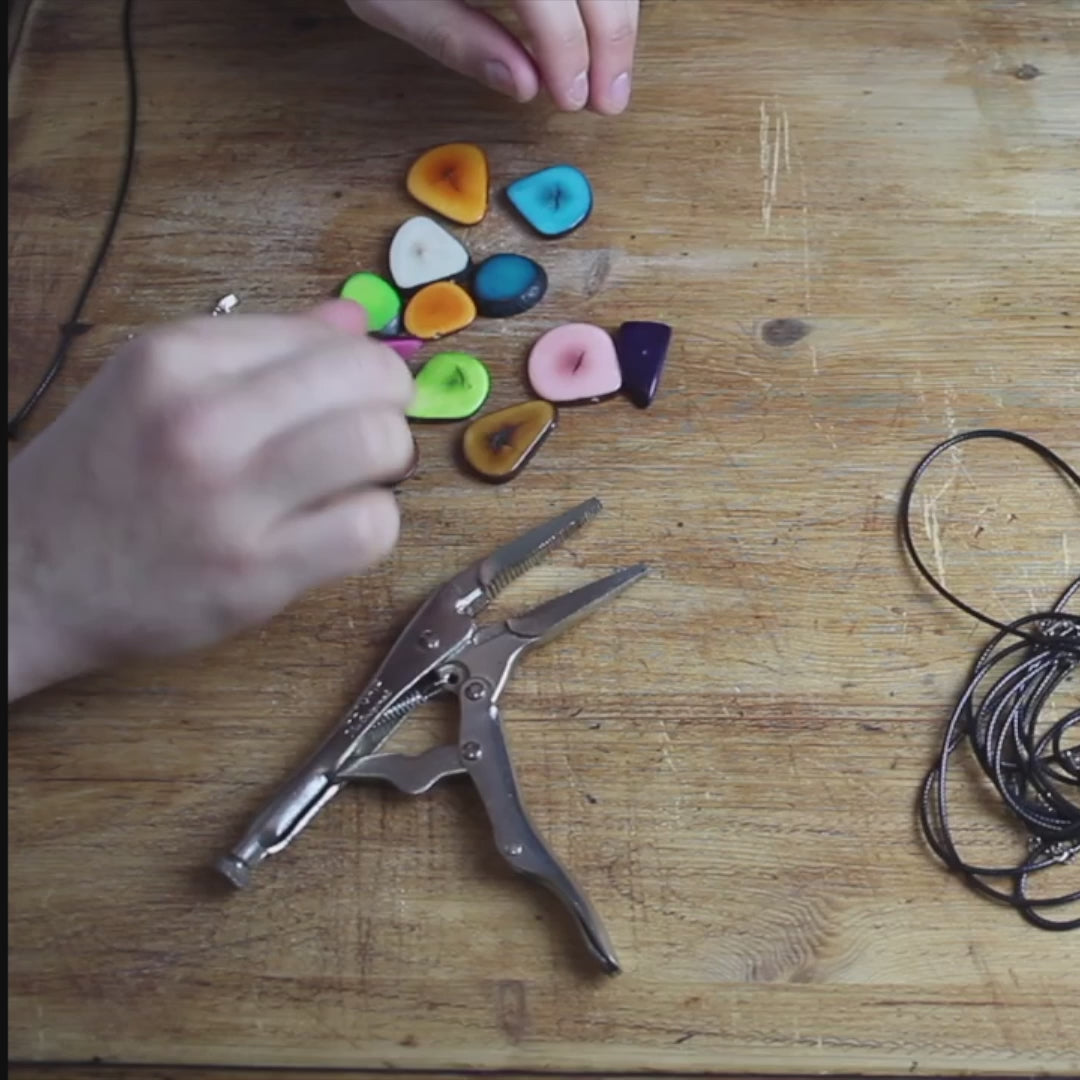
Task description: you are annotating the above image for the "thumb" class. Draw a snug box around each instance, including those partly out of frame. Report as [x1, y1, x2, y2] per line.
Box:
[347, 0, 540, 102]
[309, 298, 370, 334]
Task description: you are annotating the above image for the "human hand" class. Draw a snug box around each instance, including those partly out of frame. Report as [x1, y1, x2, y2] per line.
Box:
[7, 300, 416, 702]
[348, 0, 639, 114]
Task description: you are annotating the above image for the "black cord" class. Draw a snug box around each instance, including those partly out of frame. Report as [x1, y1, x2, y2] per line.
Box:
[8, 0, 138, 440]
[900, 429, 1080, 930]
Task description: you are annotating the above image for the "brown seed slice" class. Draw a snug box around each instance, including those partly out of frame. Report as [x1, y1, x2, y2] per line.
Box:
[461, 400, 557, 483]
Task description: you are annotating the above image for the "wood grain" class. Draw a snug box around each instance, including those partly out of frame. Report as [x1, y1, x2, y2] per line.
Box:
[7, 1072, 788, 1080]
[8, 0, 1080, 1076]
[8, 1072, 771, 1080]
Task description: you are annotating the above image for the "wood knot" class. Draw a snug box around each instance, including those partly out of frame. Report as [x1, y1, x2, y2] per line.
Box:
[761, 318, 810, 347]
[1013, 63, 1042, 80]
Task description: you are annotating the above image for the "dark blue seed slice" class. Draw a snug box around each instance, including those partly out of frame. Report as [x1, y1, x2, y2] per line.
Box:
[471, 253, 548, 318]
[614, 321, 673, 408]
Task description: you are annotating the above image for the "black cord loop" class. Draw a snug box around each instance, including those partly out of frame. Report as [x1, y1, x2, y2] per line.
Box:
[900, 429, 1079, 930]
[8, 0, 138, 440]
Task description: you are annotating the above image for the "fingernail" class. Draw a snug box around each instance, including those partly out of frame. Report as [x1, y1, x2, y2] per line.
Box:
[568, 71, 589, 109]
[609, 72, 631, 113]
[483, 59, 515, 98]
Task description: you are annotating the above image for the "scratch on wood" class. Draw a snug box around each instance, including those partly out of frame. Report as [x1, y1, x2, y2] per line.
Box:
[760, 102, 792, 239]
[760, 105, 773, 234]
[912, 370, 932, 424]
[495, 979, 528, 1043]
[968, 942, 1022, 1054]
[759, 101, 770, 173]
[797, 129, 812, 315]
[584, 250, 611, 298]
[562, 748, 587, 797]
[943, 384, 959, 438]
[801, 205, 812, 313]
[657, 715, 679, 774]
[940, 400, 974, 486]
[813, 417, 838, 450]
[759, 102, 778, 234]
[771, 109, 782, 203]
[922, 495, 948, 588]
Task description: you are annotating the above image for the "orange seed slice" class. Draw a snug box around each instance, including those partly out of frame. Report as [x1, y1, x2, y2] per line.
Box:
[403, 281, 476, 340]
[406, 143, 489, 226]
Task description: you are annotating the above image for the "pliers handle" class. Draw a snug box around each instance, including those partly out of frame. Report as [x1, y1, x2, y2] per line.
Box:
[338, 572, 648, 976]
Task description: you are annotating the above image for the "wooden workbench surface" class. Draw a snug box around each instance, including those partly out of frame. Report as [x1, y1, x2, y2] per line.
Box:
[8, 0, 1079, 1076]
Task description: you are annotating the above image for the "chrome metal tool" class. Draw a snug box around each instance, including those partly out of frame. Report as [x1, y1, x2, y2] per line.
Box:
[216, 497, 647, 973]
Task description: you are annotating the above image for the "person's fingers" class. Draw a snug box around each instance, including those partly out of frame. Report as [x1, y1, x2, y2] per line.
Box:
[513, 0, 591, 111]
[579, 0, 639, 115]
[271, 486, 402, 588]
[134, 307, 357, 383]
[202, 338, 415, 460]
[348, 0, 540, 102]
[251, 405, 415, 515]
[309, 297, 371, 334]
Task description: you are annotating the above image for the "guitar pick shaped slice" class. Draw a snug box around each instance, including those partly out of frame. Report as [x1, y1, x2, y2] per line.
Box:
[389, 216, 470, 291]
[471, 253, 547, 318]
[614, 320, 673, 407]
[339, 272, 401, 333]
[506, 164, 593, 237]
[462, 400, 557, 484]
[404, 281, 476, 340]
[406, 351, 491, 421]
[527, 323, 621, 404]
[406, 143, 489, 225]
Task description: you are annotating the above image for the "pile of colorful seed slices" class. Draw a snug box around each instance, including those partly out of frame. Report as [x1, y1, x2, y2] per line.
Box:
[340, 142, 673, 484]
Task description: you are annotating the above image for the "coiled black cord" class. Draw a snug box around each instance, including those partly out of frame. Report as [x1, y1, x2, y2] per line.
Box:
[8, 0, 138, 440]
[899, 429, 1079, 930]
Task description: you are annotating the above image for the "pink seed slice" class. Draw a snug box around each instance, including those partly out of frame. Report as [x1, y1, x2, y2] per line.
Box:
[527, 323, 622, 404]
